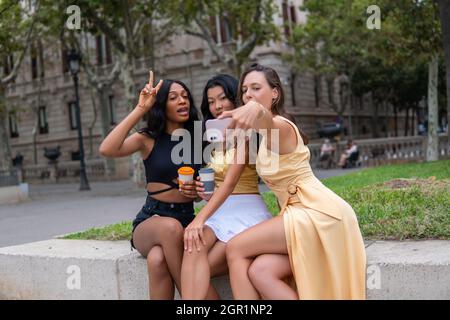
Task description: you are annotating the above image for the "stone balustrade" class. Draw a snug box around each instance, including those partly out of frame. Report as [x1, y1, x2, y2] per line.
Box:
[309, 135, 449, 169]
[6, 135, 450, 184]
[18, 159, 106, 183]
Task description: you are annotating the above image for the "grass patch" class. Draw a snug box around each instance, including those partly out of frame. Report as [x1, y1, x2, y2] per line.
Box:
[62, 221, 132, 241]
[62, 160, 450, 241]
[323, 160, 450, 194]
[342, 178, 450, 240]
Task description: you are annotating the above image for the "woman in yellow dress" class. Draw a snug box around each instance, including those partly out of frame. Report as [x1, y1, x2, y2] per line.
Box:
[219, 63, 366, 300]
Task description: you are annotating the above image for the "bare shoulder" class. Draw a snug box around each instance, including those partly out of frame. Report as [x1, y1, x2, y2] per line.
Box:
[272, 116, 298, 154]
[272, 116, 296, 138]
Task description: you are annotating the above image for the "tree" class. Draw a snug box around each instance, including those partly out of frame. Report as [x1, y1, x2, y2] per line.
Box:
[288, 0, 444, 148]
[378, 0, 443, 161]
[0, 0, 38, 171]
[287, 0, 377, 134]
[172, 0, 280, 76]
[71, 0, 179, 185]
[437, 0, 450, 143]
[36, 0, 122, 176]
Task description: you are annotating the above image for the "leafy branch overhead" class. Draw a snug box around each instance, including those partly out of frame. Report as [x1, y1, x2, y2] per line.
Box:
[171, 0, 280, 75]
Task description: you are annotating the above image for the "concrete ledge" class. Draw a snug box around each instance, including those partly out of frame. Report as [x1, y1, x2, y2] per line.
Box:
[0, 183, 29, 205]
[0, 239, 449, 300]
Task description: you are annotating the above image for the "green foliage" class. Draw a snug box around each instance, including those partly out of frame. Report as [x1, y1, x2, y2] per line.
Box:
[170, 0, 280, 74]
[0, 1, 31, 54]
[286, 0, 445, 122]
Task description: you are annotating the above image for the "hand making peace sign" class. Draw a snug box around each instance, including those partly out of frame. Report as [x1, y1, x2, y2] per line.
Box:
[136, 70, 163, 112]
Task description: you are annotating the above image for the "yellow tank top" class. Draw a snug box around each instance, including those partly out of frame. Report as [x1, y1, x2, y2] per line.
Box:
[208, 148, 259, 194]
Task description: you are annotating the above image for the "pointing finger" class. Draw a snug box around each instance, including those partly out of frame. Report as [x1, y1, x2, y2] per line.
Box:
[217, 110, 232, 119]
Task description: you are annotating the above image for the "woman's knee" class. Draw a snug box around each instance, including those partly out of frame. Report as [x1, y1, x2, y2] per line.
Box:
[147, 246, 169, 275]
[161, 218, 184, 240]
[225, 237, 244, 263]
[248, 259, 270, 285]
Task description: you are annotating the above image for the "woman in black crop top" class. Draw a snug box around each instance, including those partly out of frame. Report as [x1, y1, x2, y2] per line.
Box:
[99, 71, 201, 299]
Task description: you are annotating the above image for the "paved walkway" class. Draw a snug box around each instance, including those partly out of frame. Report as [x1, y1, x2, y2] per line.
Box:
[0, 168, 361, 248]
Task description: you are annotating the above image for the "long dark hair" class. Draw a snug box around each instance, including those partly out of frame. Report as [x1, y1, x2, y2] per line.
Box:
[238, 63, 309, 145]
[139, 79, 199, 139]
[200, 74, 239, 121]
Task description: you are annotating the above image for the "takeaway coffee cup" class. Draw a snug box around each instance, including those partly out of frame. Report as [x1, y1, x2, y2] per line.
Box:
[178, 166, 195, 185]
[198, 167, 215, 194]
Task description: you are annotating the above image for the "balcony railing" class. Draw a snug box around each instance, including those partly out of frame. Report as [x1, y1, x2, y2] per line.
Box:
[309, 135, 450, 169]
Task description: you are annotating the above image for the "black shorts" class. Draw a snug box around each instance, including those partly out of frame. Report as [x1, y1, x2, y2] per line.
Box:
[130, 195, 195, 250]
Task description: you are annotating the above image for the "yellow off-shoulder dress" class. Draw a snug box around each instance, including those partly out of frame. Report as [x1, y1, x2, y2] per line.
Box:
[256, 116, 366, 300]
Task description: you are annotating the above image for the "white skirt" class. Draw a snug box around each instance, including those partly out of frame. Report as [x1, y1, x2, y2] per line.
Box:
[205, 194, 272, 243]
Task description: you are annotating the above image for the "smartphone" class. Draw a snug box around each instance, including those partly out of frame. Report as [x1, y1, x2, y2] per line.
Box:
[205, 118, 233, 142]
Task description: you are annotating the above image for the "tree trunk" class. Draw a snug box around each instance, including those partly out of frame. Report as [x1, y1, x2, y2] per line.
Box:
[347, 83, 354, 138]
[32, 108, 38, 164]
[404, 107, 409, 136]
[98, 86, 116, 178]
[354, 96, 362, 137]
[117, 51, 144, 186]
[370, 93, 379, 138]
[437, 0, 450, 143]
[427, 54, 439, 161]
[314, 73, 320, 108]
[291, 71, 297, 107]
[394, 104, 398, 137]
[384, 101, 389, 137]
[88, 88, 99, 159]
[148, 16, 155, 71]
[0, 106, 12, 171]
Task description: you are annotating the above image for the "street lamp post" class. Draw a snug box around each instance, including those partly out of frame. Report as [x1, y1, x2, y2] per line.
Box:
[67, 48, 90, 191]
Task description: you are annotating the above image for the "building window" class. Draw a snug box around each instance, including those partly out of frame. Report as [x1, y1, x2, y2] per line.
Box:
[96, 35, 112, 66]
[68, 102, 78, 130]
[282, 1, 297, 37]
[2, 55, 14, 83]
[31, 42, 45, 79]
[290, 4, 297, 24]
[38, 106, 49, 134]
[9, 112, 19, 138]
[108, 95, 116, 125]
[210, 14, 233, 44]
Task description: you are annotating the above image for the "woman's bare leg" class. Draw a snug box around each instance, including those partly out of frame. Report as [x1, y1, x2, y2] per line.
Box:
[132, 216, 185, 294]
[181, 226, 218, 299]
[248, 254, 298, 300]
[146, 245, 175, 299]
[204, 240, 228, 300]
[145, 241, 227, 300]
[209, 241, 228, 277]
[225, 215, 289, 300]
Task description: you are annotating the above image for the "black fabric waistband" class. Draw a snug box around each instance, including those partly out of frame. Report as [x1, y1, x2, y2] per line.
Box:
[145, 194, 194, 211]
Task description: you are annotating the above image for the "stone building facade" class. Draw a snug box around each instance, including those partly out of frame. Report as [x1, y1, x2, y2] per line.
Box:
[3, 0, 408, 169]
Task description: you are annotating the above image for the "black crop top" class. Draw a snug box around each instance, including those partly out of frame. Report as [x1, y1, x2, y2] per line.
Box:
[142, 131, 202, 196]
